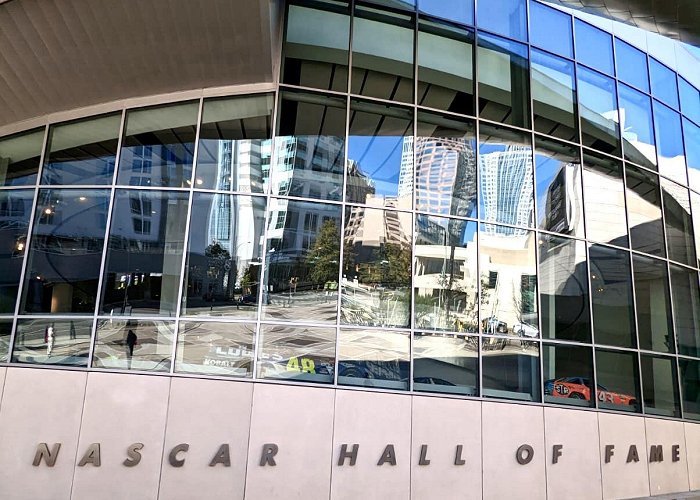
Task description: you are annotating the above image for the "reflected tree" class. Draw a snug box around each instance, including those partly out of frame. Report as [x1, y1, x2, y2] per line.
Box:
[305, 219, 340, 286]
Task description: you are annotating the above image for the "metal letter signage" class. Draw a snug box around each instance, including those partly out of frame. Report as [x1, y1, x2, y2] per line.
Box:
[516, 445, 534, 465]
[259, 443, 278, 466]
[454, 445, 466, 466]
[78, 443, 101, 467]
[377, 444, 397, 466]
[649, 445, 664, 463]
[418, 444, 430, 466]
[32, 443, 61, 467]
[337, 444, 359, 466]
[209, 444, 231, 467]
[169, 443, 189, 467]
[123, 443, 144, 467]
[552, 444, 563, 464]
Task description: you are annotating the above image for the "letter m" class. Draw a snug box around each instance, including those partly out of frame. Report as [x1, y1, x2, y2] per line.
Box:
[649, 445, 664, 463]
[33, 443, 61, 467]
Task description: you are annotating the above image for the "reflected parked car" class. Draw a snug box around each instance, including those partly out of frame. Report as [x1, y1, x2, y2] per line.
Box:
[544, 376, 637, 406]
[513, 322, 538, 338]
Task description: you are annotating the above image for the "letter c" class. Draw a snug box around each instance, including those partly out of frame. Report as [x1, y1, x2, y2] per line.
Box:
[169, 443, 189, 467]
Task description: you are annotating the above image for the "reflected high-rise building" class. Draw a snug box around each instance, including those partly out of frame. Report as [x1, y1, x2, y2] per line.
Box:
[480, 145, 534, 235]
[413, 136, 477, 217]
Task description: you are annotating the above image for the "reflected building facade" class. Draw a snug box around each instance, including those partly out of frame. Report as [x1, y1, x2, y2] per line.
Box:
[0, 0, 699, 497]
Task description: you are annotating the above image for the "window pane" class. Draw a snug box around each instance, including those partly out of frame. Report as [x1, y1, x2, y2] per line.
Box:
[275, 91, 345, 201]
[577, 67, 620, 155]
[633, 254, 672, 353]
[282, 2, 350, 92]
[531, 50, 577, 142]
[338, 328, 409, 390]
[413, 332, 478, 395]
[182, 193, 266, 318]
[21, 189, 109, 314]
[42, 113, 121, 185]
[482, 337, 539, 401]
[679, 78, 700, 125]
[346, 100, 413, 204]
[0, 320, 10, 362]
[476, 0, 527, 42]
[0, 190, 34, 313]
[478, 123, 534, 228]
[117, 102, 198, 188]
[529, 1, 572, 59]
[534, 137, 583, 237]
[626, 165, 664, 257]
[662, 179, 695, 266]
[641, 354, 680, 417]
[614, 39, 649, 93]
[589, 244, 635, 347]
[0, 128, 44, 186]
[195, 95, 273, 192]
[415, 111, 476, 217]
[100, 190, 189, 316]
[619, 84, 656, 169]
[479, 224, 538, 338]
[351, 7, 414, 103]
[175, 321, 254, 377]
[262, 199, 341, 323]
[684, 118, 700, 192]
[654, 102, 686, 184]
[574, 20, 613, 75]
[680, 358, 700, 420]
[12, 318, 91, 366]
[543, 344, 594, 407]
[341, 206, 412, 328]
[92, 319, 174, 372]
[649, 59, 679, 109]
[477, 34, 530, 129]
[414, 215, 477, 332]
[694, 193, 700, 268]
[418, 0, 473, 26]
[670, 265, 700, 357]
[258, 324, 335, 383]
[539, 234, 590, 342]
[582, 153, 627, 246]
[417, 19, 474, 116]
[595, 349, 641, 412]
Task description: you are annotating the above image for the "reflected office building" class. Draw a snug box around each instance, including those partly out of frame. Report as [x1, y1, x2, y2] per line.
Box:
[0, 0, 699, 498]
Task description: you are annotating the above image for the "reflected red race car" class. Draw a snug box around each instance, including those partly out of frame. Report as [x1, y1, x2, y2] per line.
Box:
[544, 377, 637, 406]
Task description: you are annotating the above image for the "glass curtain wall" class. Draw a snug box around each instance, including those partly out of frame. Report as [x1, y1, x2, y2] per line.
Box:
[0, 0, 698, 421]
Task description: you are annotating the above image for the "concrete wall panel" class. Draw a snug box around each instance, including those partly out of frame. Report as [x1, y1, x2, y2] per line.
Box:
[544, 407, 602, 500]
[411, 396, 481, 500]
[158, 378, 253, 500]
[482, 402, 546, 500]
[70, 372, 170, 500]
[645, 417, 689, 495]
[244, 383, 335, 500]
[0, 368, 87, 500]
[685, 422, 700, 491]
[598, 412, 650, 500]
[331, 390, 412, 500]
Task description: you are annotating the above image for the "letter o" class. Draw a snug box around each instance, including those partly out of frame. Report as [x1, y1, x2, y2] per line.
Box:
[516, 444, 534, 465]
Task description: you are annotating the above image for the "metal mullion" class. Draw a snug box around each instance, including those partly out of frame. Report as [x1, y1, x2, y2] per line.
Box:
[278, 83, 350, 100]
[251, 85, 283, 382]
[408, 103, 417, 393]
[627, 248, 646, 414]
[7, 124, 50, 364]
[89, 108, 127, 369]
[336, 0, 354, 386]
[170, 96, 205, 374]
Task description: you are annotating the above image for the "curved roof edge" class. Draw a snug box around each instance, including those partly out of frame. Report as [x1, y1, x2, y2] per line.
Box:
[0, 0, 280, 129]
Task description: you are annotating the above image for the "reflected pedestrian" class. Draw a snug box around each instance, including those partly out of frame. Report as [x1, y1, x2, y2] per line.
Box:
[70, 320, 76, 340]
[126, 329, 138, 369]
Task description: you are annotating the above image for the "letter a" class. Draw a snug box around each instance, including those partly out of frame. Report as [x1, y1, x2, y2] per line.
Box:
[78, 443, 101, 467]
[377, 444, 397, 466]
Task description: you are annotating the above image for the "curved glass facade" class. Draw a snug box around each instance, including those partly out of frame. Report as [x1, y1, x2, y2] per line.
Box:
[1, 0, 699, 421]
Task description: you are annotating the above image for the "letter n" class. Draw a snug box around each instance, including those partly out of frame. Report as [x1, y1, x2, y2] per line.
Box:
[33, 443, 61, 467]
